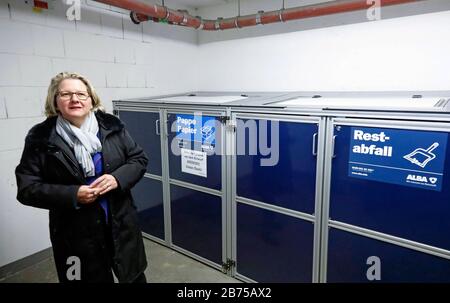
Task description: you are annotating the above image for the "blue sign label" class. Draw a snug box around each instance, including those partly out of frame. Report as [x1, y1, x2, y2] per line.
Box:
[175, 114, 216, 148]
[348, 127, 448, 191]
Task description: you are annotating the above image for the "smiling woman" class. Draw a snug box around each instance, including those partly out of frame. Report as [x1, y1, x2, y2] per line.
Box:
[56, 79, 93, 127]
[15, 72, 149, 283]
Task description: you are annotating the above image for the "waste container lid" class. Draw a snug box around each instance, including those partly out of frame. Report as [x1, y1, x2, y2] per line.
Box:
[274, 97, 450, 111]
[155, 95, 248, 104]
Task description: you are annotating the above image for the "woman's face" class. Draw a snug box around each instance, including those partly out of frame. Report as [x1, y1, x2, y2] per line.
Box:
[56, 79, 93, 125]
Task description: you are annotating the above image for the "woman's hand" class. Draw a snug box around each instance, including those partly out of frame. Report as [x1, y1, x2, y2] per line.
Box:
[89, 174, 118, 196]
[77, 185, 99, 204]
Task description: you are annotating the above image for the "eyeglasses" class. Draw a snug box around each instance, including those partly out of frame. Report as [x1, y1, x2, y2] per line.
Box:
[57, 91, 90, 101]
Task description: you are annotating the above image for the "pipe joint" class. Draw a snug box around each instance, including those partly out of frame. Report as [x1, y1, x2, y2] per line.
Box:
[234, 17, 241, 29]
[256, 10, 264, 25]
[130, 11, 141, 24]
[279, 9, 285, 22]
[215, 17, 223, 30]
[164, 8, 170, 20]
[195, 16, 203, 29]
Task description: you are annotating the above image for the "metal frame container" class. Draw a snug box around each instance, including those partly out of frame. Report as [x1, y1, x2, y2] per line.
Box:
[113, 92, 290, 274]
[114, 91, 450, 282]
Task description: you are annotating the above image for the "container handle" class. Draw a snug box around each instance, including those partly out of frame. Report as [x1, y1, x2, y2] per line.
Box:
[332, 135, 337, 158]
[312, 133, 318, 156]
[155, 119, 160, 136]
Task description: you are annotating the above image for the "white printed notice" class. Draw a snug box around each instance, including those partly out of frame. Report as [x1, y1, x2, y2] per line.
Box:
[181, 148, 207, 178]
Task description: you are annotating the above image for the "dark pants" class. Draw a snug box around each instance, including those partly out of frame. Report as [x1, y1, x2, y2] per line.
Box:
[56, 219, 147, 283]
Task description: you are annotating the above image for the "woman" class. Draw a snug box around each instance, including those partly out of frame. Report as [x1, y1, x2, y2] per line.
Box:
[15, 72, 148, 283]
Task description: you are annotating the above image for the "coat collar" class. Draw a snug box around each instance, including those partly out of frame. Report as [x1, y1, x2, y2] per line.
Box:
[95, 110, 124, 133]
[29, 110, 123, 146]
[24, 111, 123, 183]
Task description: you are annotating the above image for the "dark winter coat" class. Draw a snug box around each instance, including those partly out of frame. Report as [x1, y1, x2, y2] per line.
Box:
[15, 110, 148, 283]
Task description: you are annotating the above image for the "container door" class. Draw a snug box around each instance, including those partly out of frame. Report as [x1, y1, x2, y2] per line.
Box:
[233, 114, 323, 282]
[116, 110, 165, 241]
[166, 111, 225, 267]
[323, 119, 450, 282]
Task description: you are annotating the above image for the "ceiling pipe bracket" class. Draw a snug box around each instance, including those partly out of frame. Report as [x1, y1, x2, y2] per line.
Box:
[130, 11, 141, 24]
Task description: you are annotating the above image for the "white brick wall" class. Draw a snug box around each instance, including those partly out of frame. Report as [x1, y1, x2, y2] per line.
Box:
[0, 0, 198, 268]
[51, 58, 108, 87]
[0, 97, 6, 119]
[105, 63, 128, 88]
[19, 55, 54, 86]
[74, 6, 102, 34]
[134, 41, 153, 65]
[114, 39, 135, 64]
[63, 30, 115, 62]
[0, 150, 51, 268]
[0, 117, 45, 152]
[100, 11, 124, 39]
[32, 25, 65, 57]
[0, 54, 21, 86]
[1, 87, 46, 118]
[0, 19, 34, 55]
[127, 66, 147, 88]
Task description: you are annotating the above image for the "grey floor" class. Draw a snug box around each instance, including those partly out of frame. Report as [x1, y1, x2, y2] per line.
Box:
[1, 238, 241, 283]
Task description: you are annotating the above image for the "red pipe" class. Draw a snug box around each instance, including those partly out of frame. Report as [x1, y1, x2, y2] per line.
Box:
[94, 0, 421, 31]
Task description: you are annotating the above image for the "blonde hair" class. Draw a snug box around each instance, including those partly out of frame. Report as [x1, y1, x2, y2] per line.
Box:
[45, 72, 104, 117]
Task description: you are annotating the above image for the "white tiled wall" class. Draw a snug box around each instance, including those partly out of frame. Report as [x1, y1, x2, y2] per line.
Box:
[0, 149, 50, 269]
[0, 97, 6, 119]
[1, 87, 46, 118]
[19, 56, 54, 86]
[0, 54, 22, 86]
[32, 25, 66, 57]
[0, 0, 198, 268]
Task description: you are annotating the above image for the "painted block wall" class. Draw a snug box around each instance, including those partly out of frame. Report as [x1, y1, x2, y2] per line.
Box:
[0, 0, 198, 268]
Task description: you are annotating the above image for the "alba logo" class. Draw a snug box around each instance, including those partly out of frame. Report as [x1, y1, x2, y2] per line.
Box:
[429, 177, 438, 184]
[406, 174, 428, 183]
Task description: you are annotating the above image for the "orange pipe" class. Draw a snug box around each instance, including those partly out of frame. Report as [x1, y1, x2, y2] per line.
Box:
[94, 0, 421, 31]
